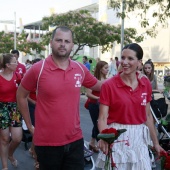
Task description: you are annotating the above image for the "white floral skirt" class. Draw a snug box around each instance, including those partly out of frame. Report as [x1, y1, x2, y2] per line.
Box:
[96, 123, 152, 170]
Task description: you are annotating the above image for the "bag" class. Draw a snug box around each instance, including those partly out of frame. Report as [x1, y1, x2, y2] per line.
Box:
[84, 98, 90, 110]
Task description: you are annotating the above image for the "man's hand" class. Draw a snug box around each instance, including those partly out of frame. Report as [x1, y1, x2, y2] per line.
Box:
[28, 125, 35, 136]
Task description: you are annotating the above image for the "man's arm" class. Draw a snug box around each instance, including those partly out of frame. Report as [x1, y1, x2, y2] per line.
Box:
[17, 84, 34, 134]
[89, 80, 104, 91]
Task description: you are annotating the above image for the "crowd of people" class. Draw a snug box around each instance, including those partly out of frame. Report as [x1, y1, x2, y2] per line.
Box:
[0, 26, 166, 170]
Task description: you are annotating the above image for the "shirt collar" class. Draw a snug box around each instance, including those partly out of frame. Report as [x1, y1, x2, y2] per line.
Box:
[46, 54, 76, 71]
[116, 71, 145, 88]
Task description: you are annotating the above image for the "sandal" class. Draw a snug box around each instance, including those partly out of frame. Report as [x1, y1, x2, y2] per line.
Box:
[29, 148, 35, 159]
[8, 157, 18, 168]
[34, 161, 39, 169]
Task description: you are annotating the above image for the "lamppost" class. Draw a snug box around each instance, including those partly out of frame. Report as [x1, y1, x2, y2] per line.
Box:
[121, 0, 125, 52]
[0, 12, 16, 49]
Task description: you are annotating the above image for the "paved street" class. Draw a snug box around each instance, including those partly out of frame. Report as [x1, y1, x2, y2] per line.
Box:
[0, 94, 166, 170]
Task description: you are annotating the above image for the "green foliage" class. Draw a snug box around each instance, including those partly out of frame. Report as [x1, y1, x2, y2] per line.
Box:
[108, 0, 170, 37]
[0, 31, 14, 53]
[41, 10, 144, 56]
[0, 31, 46, 55]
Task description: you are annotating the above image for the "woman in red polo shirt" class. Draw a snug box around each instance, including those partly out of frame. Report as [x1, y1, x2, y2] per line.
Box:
[86, 61, 108, 153]
[0, 53, 22, 170]
[96, 43, 164, 169]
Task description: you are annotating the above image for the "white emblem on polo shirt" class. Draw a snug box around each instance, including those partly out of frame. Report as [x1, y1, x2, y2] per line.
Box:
[141, 93, 147, 105]
[74, 74, 82, 87]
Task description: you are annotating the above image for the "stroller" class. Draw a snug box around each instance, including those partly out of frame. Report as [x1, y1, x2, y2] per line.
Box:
[150, 92, 170, 151]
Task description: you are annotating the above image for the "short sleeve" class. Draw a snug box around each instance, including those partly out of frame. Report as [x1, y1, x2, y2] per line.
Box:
[21, 65, 38, 92]
[99, 82, 110, 106]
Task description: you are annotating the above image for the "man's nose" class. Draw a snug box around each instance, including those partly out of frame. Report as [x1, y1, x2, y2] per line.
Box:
[60, 41, 65, 46]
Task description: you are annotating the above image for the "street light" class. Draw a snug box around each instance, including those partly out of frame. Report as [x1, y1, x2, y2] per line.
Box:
[121, 0, 125, 52]
[0, 12, 16, 49]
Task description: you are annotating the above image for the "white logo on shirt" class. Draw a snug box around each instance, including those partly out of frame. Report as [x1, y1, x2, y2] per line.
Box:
[14, 80, 18, 87]
[18, 68, 23, 74]
[74, 74, 82, 87]
[141, 93, 147, 105]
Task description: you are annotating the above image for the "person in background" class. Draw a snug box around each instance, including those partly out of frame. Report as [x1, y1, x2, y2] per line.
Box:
[0, 53, 22, 170]
[96, 43, 164, 170]
[83, 56, 90, 71]
[138, 62, 143, 72]
[115, 56, 120, 71]
[11, 50, 26, 77]
[25, 59, 32, 70]
[107, 58, 116, 77]
[143, 59, 161, 92]
[81, 56, 91, 95]
[17, 26, 102, 170]
[96, 57, 101, 63]
[86, 61, 108, 153]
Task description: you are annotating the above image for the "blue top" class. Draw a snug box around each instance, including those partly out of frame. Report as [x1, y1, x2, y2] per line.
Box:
[84, 62, 91, 71]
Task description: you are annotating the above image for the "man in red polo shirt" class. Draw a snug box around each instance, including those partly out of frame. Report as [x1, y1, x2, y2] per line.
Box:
[17, 26, 102, 170]
[11, 50, 26, 77]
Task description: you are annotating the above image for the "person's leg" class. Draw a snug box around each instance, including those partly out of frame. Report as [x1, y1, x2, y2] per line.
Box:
[63, 138, 84, 170]
[8, 102, 22, 166]
[0, 128, 10, 169]
[8, 127, 22, 166]
[35, 139, 84, 170]
[88, 103, 100, 152]
[35, 145, 64, 170]
[89, 103, 99, 140]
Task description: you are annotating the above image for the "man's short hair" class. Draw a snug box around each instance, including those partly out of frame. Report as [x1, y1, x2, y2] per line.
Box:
[83, 56, 88, 60]
[11, 49, 19, 56]
[51, 26, 74, 41]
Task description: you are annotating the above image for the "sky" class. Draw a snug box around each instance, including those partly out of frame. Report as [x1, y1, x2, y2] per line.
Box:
[0, 0, 94, 30]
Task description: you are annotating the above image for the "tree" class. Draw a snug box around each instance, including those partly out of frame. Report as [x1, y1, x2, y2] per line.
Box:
[0, 31, 14, 53]
[0, 31, 46, 56]
[108, 0, 170, 37]
[41, 10, 144, 56]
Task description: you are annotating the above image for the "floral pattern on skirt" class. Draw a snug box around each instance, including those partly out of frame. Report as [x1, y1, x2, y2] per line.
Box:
[0, 102, 22, 129]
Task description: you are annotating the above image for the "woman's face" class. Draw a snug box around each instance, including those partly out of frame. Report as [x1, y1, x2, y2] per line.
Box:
[143, 63, 152, 75]
[7, 57, 18, 71]
[101, 64, 109, 76]
[121, 49, 140, 75]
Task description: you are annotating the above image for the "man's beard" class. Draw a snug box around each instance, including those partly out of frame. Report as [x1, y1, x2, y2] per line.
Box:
[52, 48, 71, 59]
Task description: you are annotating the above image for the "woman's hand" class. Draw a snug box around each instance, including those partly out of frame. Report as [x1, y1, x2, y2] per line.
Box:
[154, 143, 166, 156]
[98, 139, 109, 155]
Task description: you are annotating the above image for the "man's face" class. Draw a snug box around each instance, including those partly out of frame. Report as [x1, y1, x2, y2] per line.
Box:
[12, 53, 19, 60]
[83, 58, 86, 64]
[50, 29, 74, 59]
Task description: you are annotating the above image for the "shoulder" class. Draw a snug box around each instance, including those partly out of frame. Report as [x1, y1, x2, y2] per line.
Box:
[18, 62, 26, 68]
[103, 75, 118, 87]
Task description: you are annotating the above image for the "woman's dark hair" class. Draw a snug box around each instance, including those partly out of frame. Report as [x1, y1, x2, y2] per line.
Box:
[143, 59, 154, 81]
[94, 61, 108, 80]
[122, 43, 143, 60]
[0, 53, 14, 69]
